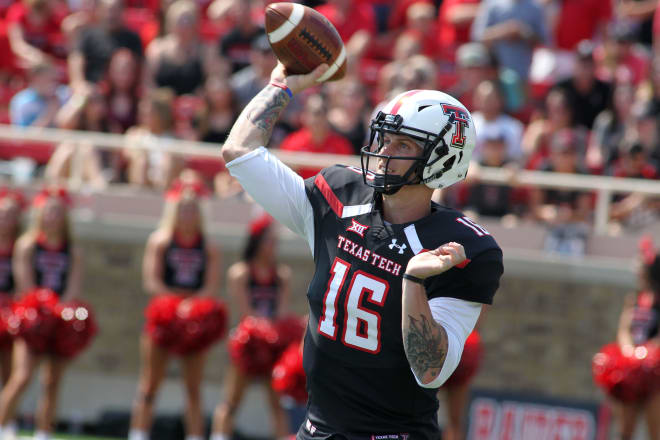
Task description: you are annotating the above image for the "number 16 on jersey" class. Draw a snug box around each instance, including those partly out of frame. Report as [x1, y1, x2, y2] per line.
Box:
[318, 258, 390, 354]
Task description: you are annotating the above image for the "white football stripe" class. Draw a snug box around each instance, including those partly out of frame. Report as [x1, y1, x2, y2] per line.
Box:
[317, 44, 346, 82]
[268, 3, 305, 44]
[403, 224, 424, 255]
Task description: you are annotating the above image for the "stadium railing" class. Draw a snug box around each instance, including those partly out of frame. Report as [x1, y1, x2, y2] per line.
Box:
[0, 124, 659, 236]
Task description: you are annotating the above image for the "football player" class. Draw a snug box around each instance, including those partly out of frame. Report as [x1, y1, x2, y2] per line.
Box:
[220, 62, 503, 439]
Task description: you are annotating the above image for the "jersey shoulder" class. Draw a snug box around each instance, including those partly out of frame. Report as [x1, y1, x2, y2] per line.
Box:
[304, 165, 374, 217]
[424, 203, 501, 257]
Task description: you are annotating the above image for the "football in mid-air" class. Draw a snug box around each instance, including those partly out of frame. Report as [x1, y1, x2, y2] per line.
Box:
[265, 2, 346, 82]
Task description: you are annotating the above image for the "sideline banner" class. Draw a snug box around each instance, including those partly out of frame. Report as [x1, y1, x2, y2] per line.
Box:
[466, 389, 611, 440]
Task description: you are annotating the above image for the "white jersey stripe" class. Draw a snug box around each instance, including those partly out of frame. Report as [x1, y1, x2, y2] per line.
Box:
[268, 3, 305, 44]
[403, 224, 424, 255]
[341, 203, 372, 218]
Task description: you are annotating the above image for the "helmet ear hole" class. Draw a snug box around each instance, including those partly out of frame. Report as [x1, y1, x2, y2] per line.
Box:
[442, 155, 456, 172]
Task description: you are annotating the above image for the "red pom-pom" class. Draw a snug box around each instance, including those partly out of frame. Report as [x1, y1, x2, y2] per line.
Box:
[272, 343, 307, 404]
[273, 315, 306, 354]
[592, 342, 660, 402]
[144, 294, 183, 349]
[229, 317, 281, 376]
[172, 297, 228, 355]
[52, 300, 98, 358]
[7, 289, 59, 353]
[443, 331, 483, 388]
[0, 295, 14, 351]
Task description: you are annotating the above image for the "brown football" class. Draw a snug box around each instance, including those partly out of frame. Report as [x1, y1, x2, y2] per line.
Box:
[265, 2, 346, 82]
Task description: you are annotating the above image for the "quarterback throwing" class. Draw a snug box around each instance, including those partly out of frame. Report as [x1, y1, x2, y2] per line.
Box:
[220, 62, 503, 439]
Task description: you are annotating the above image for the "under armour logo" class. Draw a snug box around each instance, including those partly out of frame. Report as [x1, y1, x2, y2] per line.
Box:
[388, 239, 407, 254]
[346, 219, 369, 238]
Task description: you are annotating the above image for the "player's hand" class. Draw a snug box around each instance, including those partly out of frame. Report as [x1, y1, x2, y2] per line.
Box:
[270, 61, 329, 95]
[404, 242, 466, 280]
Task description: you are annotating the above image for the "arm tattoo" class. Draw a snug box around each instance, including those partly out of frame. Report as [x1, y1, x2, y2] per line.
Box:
[403, 314, 448, 383]
[245, 85, 291, 139]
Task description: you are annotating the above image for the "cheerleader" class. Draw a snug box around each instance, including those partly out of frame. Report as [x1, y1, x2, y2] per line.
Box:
[0, 189, 24, 385]
[129, 177, 222, 440]
[593, 238, 660, 440]
[0, 187, 83, 440]
[211, 215, 292, 440]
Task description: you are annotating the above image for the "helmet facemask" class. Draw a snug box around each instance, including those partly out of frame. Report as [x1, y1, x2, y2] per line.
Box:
[361, 111, 454, 195]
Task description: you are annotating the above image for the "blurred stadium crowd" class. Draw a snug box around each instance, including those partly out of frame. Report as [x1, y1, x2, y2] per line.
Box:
[0, 0, 659, 253]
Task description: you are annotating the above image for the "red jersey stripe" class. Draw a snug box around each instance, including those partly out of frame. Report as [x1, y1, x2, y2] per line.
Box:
[314, 174, 344, 217]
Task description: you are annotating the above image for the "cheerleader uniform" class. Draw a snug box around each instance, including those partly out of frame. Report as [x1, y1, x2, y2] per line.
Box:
[33, 235, 70, 296]
[0, 242, 14, 295]
[247, 264, 279, 319]
[163, 234, 207, 291]
[592, 291, 660, 402]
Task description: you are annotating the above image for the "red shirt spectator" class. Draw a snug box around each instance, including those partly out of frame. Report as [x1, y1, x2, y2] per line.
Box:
[316, 0, 377, 42]
[5, 0, 67, 59]
[279, 95, 354, 179]
[554, 0, 612, 51]
[279, 129, 354, 179]
[436, 0, 480, 59]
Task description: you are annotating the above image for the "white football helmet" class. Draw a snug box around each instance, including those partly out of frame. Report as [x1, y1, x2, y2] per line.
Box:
[361, 90, 476, 194]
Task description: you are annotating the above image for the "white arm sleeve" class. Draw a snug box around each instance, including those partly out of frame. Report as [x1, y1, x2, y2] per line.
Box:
[412, 298, 482, 389]
[226, 147, 315, 254]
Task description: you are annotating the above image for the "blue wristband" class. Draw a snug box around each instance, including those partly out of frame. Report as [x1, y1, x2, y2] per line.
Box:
[269, 81, 293, 98]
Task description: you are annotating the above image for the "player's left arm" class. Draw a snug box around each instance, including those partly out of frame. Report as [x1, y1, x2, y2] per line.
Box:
[402, 243, 500, 388]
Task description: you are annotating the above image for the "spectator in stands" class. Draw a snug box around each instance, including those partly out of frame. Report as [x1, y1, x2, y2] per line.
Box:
[554, 40, 612, 129]
[551, 0, 611, 53]
[4, 0, 67, 71]
[279, 94, 354, 180]
[9, 62, 69, 128]
[618, 0, 657, 48]
[609, 141, 660, 231]
[316, 0, 376, 63]
[436, 0, 481, 61]
[470, 0, 549, 81]
[106, 48, 141, 134]
[326, 78, 371, 155]
[124, 88, 181, 189]
[230, 34, 275, 110]
[0, 187, 83, 440]
[595, 22, 650, 87]
[45, 84, 119, 189]
[448, 42, 524, 113]
[400, 54, 438, 91]
[529, 130, 592, 256]
[195, 76, 237, 144]
[218, 0, 263, 73]
[145, 0, 205, 96]
[376, 32, 423, 102]
[522, 88, 588, 170]
[464, 126, 518, 219]
[471, 80, 524, 163]
[68, 0, 143, 88]
[632, 101, 660, 167]
[587, 83, 636, 173]
[402, 2, 440, 58]
[129, 175, 221, 440]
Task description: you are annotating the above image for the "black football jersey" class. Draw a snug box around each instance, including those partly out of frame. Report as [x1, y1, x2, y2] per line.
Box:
[302, 165, 503, 437]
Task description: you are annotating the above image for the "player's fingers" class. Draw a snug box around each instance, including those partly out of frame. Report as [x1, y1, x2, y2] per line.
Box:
[270, 61, 288, 82]
[310, 63, 330, 82]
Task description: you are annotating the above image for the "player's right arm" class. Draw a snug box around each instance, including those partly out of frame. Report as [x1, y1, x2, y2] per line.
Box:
[221, 62, 328, 162]
[220, 63, 328, 252]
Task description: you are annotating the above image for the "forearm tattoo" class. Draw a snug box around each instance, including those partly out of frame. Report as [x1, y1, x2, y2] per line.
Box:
[403, 314, 448, 383]
[245, 85, 291, 139]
